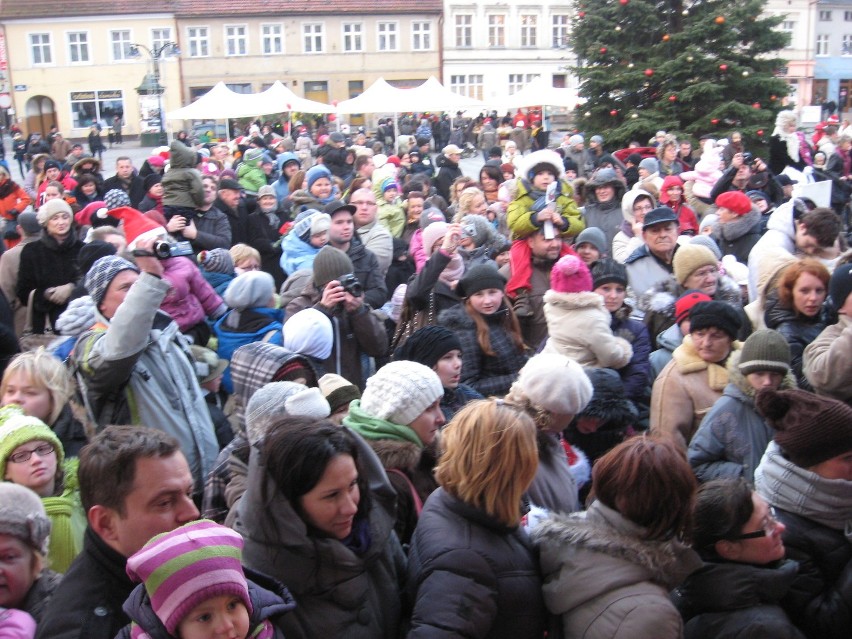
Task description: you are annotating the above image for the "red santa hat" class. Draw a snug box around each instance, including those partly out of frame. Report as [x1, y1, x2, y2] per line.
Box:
[110, 207, 167, 249]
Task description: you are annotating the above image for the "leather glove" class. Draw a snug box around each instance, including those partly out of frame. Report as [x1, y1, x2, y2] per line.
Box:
[45, 283, 74, 305]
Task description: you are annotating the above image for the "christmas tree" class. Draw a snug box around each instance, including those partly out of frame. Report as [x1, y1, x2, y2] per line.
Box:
[570, 0, 790, 148]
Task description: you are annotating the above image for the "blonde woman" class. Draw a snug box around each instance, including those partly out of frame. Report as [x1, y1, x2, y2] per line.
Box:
[406, 399, 545, 639]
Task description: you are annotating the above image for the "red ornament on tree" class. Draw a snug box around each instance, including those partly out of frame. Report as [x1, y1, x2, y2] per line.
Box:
[599, 47, 607, 54]
[669, 95, 677, 102]
[610, 109, 618, 116]
[662, 34, 670, 42]
[757, 130, 764, 136]
[770, 95, 777, 101]
[644, 68, 654, 77]
[752, 102, 761, 109]
[715, 16, 725, 24]
[620, 0, 628, 4]
[711, 118, 720, 125]
[578, 11, 585, 18]
[719, 64, 728, 71]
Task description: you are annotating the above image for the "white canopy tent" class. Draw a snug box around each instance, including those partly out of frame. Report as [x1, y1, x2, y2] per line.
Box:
[335, 76, 485, 114]
[334, 78, 409, 115]
[165, 82, 260, 120]
[252, 81, 336, 115]
[402, 76, 486, 112]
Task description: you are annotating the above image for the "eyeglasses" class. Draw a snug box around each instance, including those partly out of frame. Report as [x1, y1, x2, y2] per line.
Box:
[350, 200, 376, 207]
[731, 507, 780, 540]
[8, 443, 56, 464]
[633, 204, 654, 214]
[691, 266, 719, 279]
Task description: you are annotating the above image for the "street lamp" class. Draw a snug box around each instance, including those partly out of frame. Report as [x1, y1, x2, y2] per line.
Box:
[130, 42, 180, 146]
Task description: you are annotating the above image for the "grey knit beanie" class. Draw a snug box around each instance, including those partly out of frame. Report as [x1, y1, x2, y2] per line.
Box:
[738, 329, 791, 376]
[223, 271, 274, 311]
[312, 246, 354, 289]
[245, 381, 330, 445]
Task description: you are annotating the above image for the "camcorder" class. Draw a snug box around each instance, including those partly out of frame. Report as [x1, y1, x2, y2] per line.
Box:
[153, 240, 194, 260]
[337, 273, 363, 298]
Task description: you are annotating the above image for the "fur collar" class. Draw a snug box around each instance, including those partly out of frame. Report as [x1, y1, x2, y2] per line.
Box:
[543, 289, 605, 310]
[637, 273, 742, 316]
[672, 335, 741, 390]
[534, 502, 701, 589]
[438, 304, 474, 330]
[369, 438, 422, 472]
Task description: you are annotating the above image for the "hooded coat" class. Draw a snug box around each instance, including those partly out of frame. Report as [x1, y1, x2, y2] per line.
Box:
[533, 501, 702, 639]
[688, 349, 797, 483]
[650, 334, 741, 451]
[673, 559, 806, 639]
[764, 297, 826, 392]
[582, 169, 628, 250]
[234, 444, 405, 639]
[159, 256, 226, 333]
[161, 140, 204, 209]
[541, 290, 633, 369]
[613, 189, 653, 263]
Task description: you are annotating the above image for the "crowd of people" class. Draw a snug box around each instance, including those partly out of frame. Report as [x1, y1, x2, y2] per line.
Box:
[0, 107, 850, 639]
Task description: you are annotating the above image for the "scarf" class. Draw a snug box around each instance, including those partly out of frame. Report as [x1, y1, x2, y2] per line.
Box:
[439, 252, 465, 287]
[755, 441, 852, 542]
[343, 400, 424, 447]
[341, 517, 372, 557]
[716, 208, 761, 241]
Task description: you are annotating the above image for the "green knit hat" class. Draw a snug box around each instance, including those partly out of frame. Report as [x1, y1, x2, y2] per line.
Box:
[738, 329, 791, 376]
[0, 405, 64, 480]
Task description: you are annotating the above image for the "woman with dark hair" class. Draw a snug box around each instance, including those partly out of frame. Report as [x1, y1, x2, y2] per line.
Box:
[406, 399, 544, 639]
[764, 259, 829, 391]
[439, 263, 528, 397]
[71, 173, 103, 208]
[673, 478, 805, 639]
[479, 164, 503, 205]
[533, 436, 701, 639]
[235, 417, 403, 639]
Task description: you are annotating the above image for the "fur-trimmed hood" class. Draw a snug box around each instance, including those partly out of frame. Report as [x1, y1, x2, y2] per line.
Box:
[621, 188, 655, 224]
[369, 438, 422, 473]
[518, 149, 564, 182]
[533, 501, 701, 612]
[725, 349, 797, 398]
[637, 272, 741, 317]
[543, 289, 606, 311]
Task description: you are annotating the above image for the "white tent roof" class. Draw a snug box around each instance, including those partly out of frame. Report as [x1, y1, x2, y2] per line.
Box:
[405, 77, 486, 112]
[335, 78, 407, 114]
[165, 82, 260, 120]
[253, 81, 336, 114]
[489, 76, 578, 110]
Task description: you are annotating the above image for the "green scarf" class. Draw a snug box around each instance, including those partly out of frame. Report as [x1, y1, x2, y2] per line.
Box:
[42, 458, 86, 573]
[343, 400, 424, 447]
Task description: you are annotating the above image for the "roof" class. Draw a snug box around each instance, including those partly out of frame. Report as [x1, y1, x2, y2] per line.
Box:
[0, 0, 441, 19]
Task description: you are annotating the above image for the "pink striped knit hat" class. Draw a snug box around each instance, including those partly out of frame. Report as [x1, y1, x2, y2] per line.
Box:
[125, 520, 252, 634]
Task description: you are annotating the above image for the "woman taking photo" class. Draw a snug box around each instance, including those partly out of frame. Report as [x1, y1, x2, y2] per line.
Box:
[533, 436, 701, 639]
[236, 418, 403, 639]
[754, 388, 852, 639]
[674, 478, 805, 639]
[764, 259, 829, 391]
[406, 399, 545, 639]
[16, 199, 83, 335]
[439, 263, 528, 397]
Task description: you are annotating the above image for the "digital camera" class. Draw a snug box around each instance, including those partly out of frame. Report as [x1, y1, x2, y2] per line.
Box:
[338, 273, 363, 297]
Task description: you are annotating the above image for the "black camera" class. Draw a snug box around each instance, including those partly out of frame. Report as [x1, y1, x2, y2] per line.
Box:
[153, 240, 194, 260]
[741, 152, 754, 165]
[338, 273, 363, 297]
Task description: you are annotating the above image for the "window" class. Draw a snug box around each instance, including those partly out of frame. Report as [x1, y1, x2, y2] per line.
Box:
[488, 14, 506, 48]
[226, 83, 252, 94]
[520, 14, 537, 48]
[509, 73, 539, 95]
[552, 14, 570, 47]
[30, 33, 52, 65]
[187, 27, 209, 57]
[378, 22, 398, 51]
[67, 31, 89, 63]
[816, 33, 829, 56]
[412, 21, 432, 51]
[819, 10, 832, 21]
[110, 30, 132, 61]
[844, 34, 852, 56]
[846, 11, 852, 21]
[261, 24, 283, 54]
[303, 23, 324, 53]
[151, 28, 172, 52]
[70, 89, 123, 129]
[343, 23, 363, 52]
[225, 25, 247, 56]
[450, 74, 484, 101]
[455, 14, 472, 48]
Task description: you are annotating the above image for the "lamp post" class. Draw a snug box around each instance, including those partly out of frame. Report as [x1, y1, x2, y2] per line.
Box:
[129, 42, 180, 146]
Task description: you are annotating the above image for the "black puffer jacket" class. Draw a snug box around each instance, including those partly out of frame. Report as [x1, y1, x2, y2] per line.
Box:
[673, 559, 806, 639]
[434, 154, 462, 202]
[764, 298, 826, 392]
[438, 304, 528, 397]
[407, 488, 545, 639]
[17, 233, 83, 333]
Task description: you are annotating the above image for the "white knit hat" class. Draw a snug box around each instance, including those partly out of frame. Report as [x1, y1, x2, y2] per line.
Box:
[510, 353, 593, 416]
[283, 308, 333, 360]
[360, 360, 443, 426]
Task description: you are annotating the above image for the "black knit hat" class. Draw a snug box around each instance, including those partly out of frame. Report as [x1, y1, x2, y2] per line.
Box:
[755, 388, 852, 467]
[590, 258, 627, 289]
[143, 173, 162, 192]
[394, 325, 462, 370]
[456, 263, 506, 298]
[688, 301, 742, 339]
[738, 329, 791, 376]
